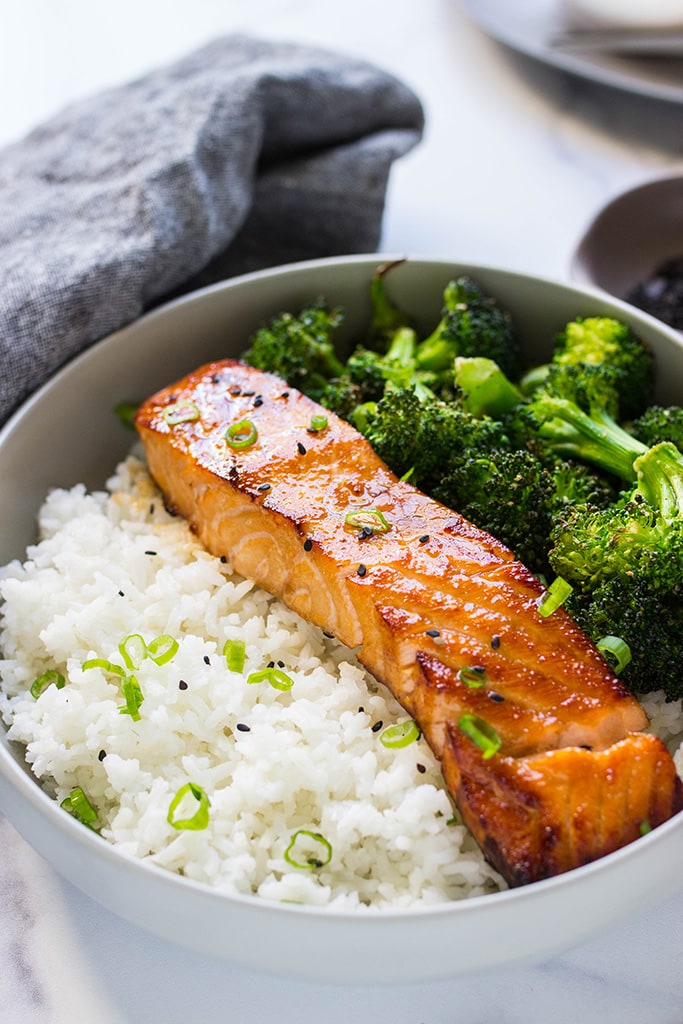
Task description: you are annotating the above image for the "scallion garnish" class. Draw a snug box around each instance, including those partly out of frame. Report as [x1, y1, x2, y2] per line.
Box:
[118, 675, 144, 720]
[246, 667, 294, 691]
[146, 634, 179, 666]
[162, 401, 200, 426]
[639, 820, 652, 836]
[61, 786, 99, 829]
[118, 633, 147, 671]
[223, 639, 246, 673]
[458, 666, 487, 688]
[379, 720, 421, 749]
[284, 829, 332, 870]
[225, 418, 258, 449]
[30, 669, 66, 699]
[309, 414, 328, 432]
[537, 577, 573, 618]
[167, 782, 211, 831]
[597, 635, 632, 674]
[458, 713, 502, 759]
[82, 658, 125, 676]
[344, 508, 391, 535]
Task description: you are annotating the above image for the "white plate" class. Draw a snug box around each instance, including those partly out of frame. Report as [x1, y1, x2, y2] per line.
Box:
[460, 0, 683, 104]
[1, 255, 682, 983]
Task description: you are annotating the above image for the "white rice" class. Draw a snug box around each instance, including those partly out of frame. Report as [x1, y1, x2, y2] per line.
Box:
[0, 455, 505, 909]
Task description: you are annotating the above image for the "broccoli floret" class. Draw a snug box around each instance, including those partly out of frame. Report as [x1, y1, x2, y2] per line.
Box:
[631, 404, 683, 450]
[567, 577, 683, 701]
[547, 440, 683, 699]
[242, 300, 345, 400]
[358, 387, 509, 491]
[415, 276, 522, 382]
[366, 260, 415, 352]
[521, 316, 654, 420]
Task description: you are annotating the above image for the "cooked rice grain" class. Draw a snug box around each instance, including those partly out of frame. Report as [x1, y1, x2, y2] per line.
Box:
[0, 456, 505, 908]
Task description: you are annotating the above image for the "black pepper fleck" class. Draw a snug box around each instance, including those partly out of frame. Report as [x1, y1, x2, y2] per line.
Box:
[297, 441, 307, 455]
[426, 628, 441, 638]
[371, 720, 383, 732]
[491, 634, 501, 650]
[236, 723, 251, 732]
[357, 563, 367, 577]
[97, 749, 107, 761]
[178, 679, 188, 690]
[303, 537, 313, 551]
[416, 763, 426, 774]
[228, 466, 238, 477]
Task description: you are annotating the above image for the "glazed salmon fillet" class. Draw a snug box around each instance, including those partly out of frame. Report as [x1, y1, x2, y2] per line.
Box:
[135, 359, 683, 887]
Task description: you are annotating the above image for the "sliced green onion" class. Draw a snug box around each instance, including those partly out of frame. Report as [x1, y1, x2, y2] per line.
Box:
[61, 786, 98, 828]
[309, 414, 328, 432]
[82, 658, 125, 677]
[344, 508, 391, 535]
[163, 401, 200, 426]
[379, 719, 421, 749]
[597, 635, 632, 674]
[146, 634, 179, 666]
[399, 467, 415, 483]
[639, 820, 652, 836]
[537, 577, 573, 618]
[458, 713, 502, 760]
[284, 829, 332, 870]
[223, 639, 246, 673]
[246, 667, 294, 692]
[114, 401, 139, 430]
[458, 666, 487, 688]
[167, 782, 211, 831]
[118, 675, 144, 720]
[30, 669, 66, 699]
[225, 418, 258, 449]
[118, 633, 147, 670]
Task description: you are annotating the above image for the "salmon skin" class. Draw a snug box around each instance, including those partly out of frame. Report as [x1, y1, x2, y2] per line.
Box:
[135, 359, 683, 887]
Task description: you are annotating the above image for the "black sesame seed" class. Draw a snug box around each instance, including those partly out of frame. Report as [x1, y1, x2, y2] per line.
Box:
[579, 744, 593, 751]
[253, 395, 263, 407]
[220, 555, 227, 564]
[491, 634, 501, 650]
[229, 386, 241, 396]
[203, 655, 210, 666]
[97, 749, 107, 761]
[149, 503, 155, 515]
[488, 691, 505, 703]
[371, 720, 383, 732]
[426, 628, 441, 638]
[281, 391, 290, 399]
[470, 665, 486, 675]
[236, 723, 251, 732]
[211, 373, 221, 384]
[242, 390, 255, 397]
[323, 631, 335, 639]
[144, 550, 157, 556]
[118, 590, 125, 597]
[267, 660, 275, 669]
[178, 679, 188, 690]
[416, 763, 426, 774]
[297, 441, 307, 455]
[419, 534, 429, 543]
[258, 482, 271, 492]
[357, 563, 367, 577]
[358, 526, 373, 541]
[277, 660, 285, 668]
[228, 466, 238, 476]
[358, 706, 365, 713]
[303, 537, 313, 551]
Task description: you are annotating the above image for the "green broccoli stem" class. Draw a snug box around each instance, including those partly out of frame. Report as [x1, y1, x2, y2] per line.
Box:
[531, 395, 648, 482]
[454, 357, 521, 418]
[634, 442, 683, 520]
[368, 260, 411, 352]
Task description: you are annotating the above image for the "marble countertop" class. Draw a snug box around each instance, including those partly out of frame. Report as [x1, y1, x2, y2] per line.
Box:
[1, 1, 683, 1021]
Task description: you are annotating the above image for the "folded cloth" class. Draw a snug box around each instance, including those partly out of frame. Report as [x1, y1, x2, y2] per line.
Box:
[0, 35, 424, 425]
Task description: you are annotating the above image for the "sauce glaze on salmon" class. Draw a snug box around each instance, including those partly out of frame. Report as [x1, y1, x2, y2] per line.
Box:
[135, 360, 683, 887]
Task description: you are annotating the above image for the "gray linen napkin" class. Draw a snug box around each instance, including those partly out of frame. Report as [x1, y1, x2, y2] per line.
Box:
[0, 35, 424, 425]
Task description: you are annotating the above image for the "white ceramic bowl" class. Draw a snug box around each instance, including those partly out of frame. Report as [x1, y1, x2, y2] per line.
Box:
[1, 254, 682, 984]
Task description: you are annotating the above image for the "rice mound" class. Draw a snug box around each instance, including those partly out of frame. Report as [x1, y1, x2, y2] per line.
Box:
[0, 456, 506, 908]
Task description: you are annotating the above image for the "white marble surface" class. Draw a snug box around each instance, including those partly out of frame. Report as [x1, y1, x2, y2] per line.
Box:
[1, 1, 683, 1021]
